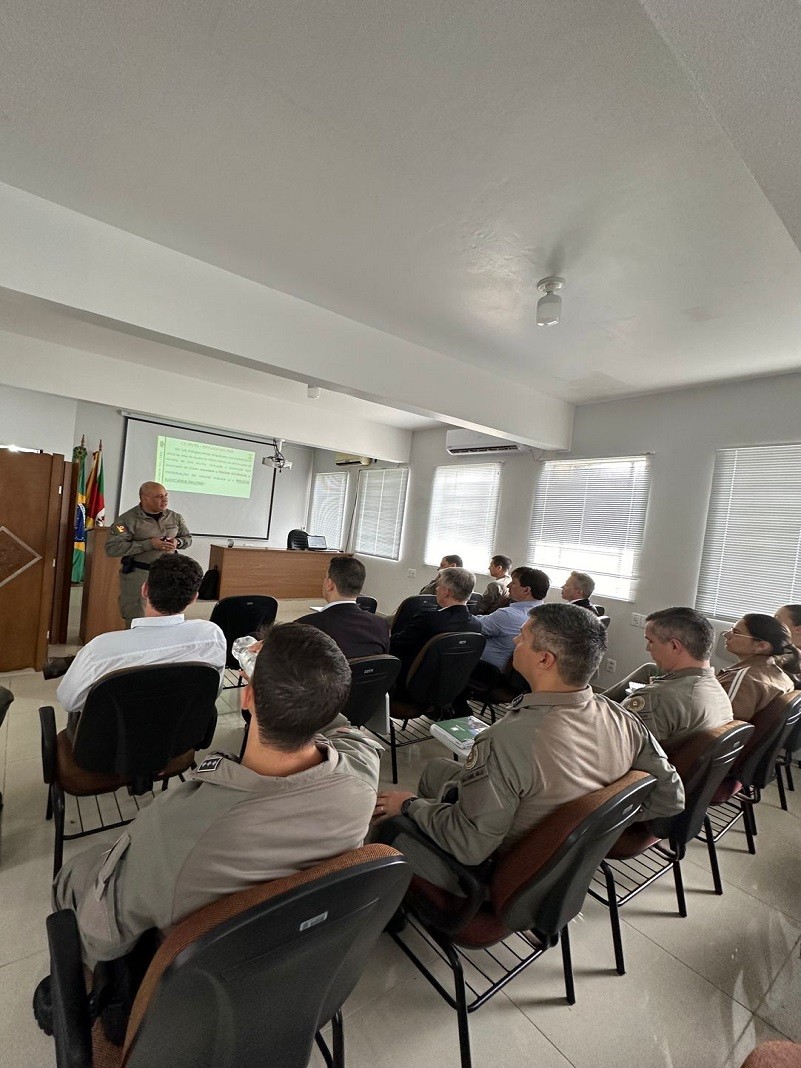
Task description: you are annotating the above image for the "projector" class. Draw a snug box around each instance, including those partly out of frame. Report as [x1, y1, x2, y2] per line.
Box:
[263, 455, 292, 472]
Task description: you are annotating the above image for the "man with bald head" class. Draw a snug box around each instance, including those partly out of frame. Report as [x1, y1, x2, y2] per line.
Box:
[106, 481, 192, 626]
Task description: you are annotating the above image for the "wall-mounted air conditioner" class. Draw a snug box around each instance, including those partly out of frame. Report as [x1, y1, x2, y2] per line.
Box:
[445, 429, 527, 456]
[335, 454, 375, 466]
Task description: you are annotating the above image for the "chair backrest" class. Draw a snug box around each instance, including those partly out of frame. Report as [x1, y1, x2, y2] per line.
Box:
[355, 595, 378, 614]
[467, 592, 482, 615]
[491, 771, 655, 935]
[123, 846, 411, 1068]
[341, 655, 402, 727]
[209, 595, 279, 668]
[652, 721, 754, 844]
[405, 632, 486, 709]
[598, 615, 610, 630]
[286, 529, 309, 550]
[733, 691, 801, 789]
[593, 605, 605, 617]
[784, 712, 801, 755]
[391, 595, 438, 633]
[72, 664, 220, 790]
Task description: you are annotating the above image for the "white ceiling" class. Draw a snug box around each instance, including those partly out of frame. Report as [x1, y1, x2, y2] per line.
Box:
[1, 0, 800, 408]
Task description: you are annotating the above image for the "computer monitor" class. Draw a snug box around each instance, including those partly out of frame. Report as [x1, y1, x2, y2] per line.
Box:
[307, 534, 327, 550]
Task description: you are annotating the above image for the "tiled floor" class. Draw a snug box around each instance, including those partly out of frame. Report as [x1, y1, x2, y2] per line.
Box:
[1, 627, 800, 1066]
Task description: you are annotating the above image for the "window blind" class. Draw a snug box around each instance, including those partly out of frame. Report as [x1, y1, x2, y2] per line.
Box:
[353, 467, 409, 560]
[528, 456, 650, 600]
[308, 471, 348, 550]
[696, 444, 801, 620]
[424, 463, 502, 572]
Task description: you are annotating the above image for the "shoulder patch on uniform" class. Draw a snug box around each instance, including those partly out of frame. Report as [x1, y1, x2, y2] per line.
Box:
[196, 755, 223, 773]
[464, 746, 480, 770]
[114, 524, 127, 533]
[624, 695, 646, 713]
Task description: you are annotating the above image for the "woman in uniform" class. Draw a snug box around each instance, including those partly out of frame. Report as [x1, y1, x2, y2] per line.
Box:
[718, 614, 799, 720]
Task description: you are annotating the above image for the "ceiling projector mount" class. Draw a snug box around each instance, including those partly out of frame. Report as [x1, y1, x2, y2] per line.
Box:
[262, 438, 292, 472]
[536, 276, 565, 327]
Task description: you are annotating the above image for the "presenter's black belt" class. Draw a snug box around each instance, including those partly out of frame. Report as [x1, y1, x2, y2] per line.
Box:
[131, 561, 152, 571]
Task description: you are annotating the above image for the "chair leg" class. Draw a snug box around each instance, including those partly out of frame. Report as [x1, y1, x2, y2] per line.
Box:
[742, 799, 756, 855]
[560, 924, 576, 1005]
[601, 861, 626, 975]
[785, 756, 795, 792]
[703, 815, 724, 895]
[389, 720, 399, 785]
[672, 859, 687, 918]
[441, 939, 472, 1068]
[45, 787, 53, 821]
[331, 1009, 345, 1068]
[775, 766, 788, 811]
[52, 787, 66, 880]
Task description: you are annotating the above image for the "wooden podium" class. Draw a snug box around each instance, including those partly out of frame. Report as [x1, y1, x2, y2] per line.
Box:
[208, 545, 338, 599]
[80, 527, 125, 643]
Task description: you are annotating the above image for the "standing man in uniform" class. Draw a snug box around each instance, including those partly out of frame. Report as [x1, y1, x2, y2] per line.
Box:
[106, 482, 192, 627]
[373, 603, 683, 890]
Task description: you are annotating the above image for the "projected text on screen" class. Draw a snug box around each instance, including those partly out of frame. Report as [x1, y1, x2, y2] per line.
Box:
[155, 436, 255, 498]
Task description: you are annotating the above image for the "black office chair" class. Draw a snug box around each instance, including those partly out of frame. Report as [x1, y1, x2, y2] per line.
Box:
[355, 595, 378, 613]
[776, 710, 801, 802]
[286, 529, 309, 550]
[40, 663, 220, 878]
[45, 845, 412, 1068]
[209, 595, 278, 687]
[341, 655, 402, 729]
[598, 615, 610, 630]
[466, 593, 482, 615]
[376, 771, 655, 1068]
[589, 720, 753, 974]
[700, 691, 801, 855]
[370, 632, 486, 783]
[593, 605, 606, 617]
[390, 594, 438, 633]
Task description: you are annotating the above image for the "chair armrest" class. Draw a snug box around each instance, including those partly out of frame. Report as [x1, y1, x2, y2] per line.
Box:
[374, 815, 492, 933]
[46, 910, 93, 1068]
[40, 706, 58, 785]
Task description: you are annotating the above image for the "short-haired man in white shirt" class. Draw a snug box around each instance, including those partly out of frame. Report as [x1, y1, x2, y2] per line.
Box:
[58, 555, 226, 737]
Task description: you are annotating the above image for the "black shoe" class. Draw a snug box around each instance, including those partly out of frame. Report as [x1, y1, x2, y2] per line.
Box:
[0, 686, 13, 720]
[33, 976, 53, 1036]
[42, 657, 74, 681]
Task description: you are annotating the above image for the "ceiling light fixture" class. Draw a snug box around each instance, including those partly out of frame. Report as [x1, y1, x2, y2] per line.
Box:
[536, 276, 565, 327]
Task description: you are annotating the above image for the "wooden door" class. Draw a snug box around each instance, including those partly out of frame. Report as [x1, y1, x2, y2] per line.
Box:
[0, 450, 65, 670]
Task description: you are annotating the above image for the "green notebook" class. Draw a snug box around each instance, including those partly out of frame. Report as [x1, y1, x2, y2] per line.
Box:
[430, 716, 487, 751]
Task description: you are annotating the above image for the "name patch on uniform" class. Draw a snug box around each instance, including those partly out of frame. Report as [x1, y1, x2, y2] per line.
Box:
[196, 755, 223, 773]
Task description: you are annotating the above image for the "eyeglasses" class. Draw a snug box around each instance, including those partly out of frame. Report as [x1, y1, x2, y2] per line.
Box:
[724, 628, 754, 638]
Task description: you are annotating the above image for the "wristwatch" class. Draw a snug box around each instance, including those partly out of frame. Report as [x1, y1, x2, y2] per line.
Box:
[400, 796, 418, 817]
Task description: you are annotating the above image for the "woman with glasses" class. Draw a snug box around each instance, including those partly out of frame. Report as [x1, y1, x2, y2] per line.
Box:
[718, 614, 799, 720]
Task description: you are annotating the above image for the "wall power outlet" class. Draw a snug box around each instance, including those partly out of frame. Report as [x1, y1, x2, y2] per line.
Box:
[605, 658, 617, 673]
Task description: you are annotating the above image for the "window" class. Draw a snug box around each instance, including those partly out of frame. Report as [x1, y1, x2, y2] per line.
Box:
[528, 456, 651, 600]
[353, 467, 409, 560]
[696, 443, 801, 620]
[308, 471, 348, 550]
[424, 463, 502, 573]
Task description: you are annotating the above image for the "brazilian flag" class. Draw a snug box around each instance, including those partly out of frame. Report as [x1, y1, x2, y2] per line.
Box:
[71, 439, 88, 583]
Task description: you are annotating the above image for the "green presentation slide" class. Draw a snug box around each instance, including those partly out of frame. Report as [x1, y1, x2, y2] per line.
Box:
[155, 435, 255, 498]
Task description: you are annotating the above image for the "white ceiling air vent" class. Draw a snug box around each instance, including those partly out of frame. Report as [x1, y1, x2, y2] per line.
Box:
[335, 454, 375, 466]
[445, 430, 526, 456]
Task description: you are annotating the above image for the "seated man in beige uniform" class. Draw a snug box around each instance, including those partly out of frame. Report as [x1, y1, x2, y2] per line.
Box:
[604, 607, 733, 749]
[36, 623, 382, 1034]
[374, 603, 684, 887]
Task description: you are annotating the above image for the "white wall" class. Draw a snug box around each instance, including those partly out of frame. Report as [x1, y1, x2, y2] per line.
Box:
[0, 382, 76, 455]
[313, 369, 801, 682]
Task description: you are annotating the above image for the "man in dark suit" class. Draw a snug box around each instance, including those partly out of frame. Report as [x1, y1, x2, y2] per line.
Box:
[561, 570, 598, 613]
[390, 567, 481, 696]
[295, 555, 390, 660]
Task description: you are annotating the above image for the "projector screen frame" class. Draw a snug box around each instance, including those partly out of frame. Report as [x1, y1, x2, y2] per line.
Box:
[119, 414, 281, 541]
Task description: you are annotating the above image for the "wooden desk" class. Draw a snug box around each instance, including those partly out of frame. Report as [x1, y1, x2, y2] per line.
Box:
[80, 527, 125, 643]
[208, 546, 339, 599]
